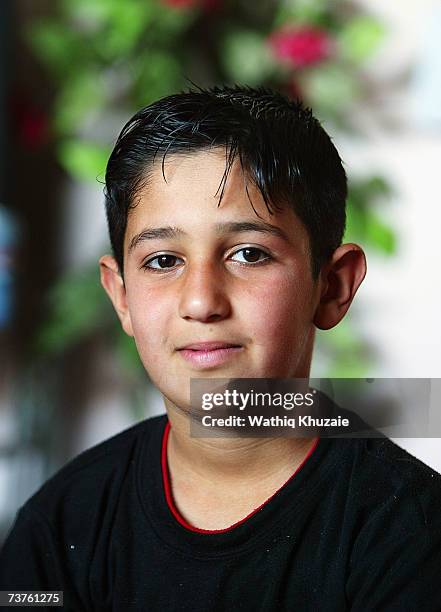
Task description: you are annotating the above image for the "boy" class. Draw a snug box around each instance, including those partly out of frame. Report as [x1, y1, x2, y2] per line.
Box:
[1, 85, 441, 611]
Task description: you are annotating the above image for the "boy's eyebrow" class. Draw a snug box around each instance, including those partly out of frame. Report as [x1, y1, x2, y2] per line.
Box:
[128, 220, 290, 253]
[128, 226, 185, 253]
[214, 221, 290, 243]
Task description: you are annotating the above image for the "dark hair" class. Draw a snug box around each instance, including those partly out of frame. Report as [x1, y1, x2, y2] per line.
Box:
[104, 85, 347, 279]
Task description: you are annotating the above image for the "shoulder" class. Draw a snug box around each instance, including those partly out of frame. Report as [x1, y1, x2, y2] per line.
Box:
[342, 438, 441, 607]
[22, 413, 167, 522]
[344, 435, 441, 530]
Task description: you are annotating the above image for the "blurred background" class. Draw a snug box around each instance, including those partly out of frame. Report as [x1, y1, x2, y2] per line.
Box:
[1, 0, 440, 542]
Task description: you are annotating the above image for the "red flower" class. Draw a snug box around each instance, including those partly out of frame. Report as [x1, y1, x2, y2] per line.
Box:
[269, 27, 333, 68]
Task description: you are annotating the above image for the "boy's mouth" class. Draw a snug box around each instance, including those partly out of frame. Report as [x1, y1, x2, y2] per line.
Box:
[178, 341, 241, 351]
[176, 341, 243, 368]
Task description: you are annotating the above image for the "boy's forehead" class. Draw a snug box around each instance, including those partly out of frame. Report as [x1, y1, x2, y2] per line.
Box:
[124, 150, 308, 251]
[132, 150, 267, 217]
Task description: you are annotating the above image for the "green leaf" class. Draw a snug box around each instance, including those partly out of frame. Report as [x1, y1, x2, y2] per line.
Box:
[222, 30, 276, 85]
[274, 0, 330, 27]
[93, 1, 152, 60]
[345, 176, 396, 253]
[315, 321, 374, 378]
[304, 65, 360, 115]
[58, 141, 110, 181]
[27, 21, 81, 77]
[321, 321, 365, 352]
[325, 357, 372, 378]
[365, 213, 396, 254]
[35, 266, 111, 354]
[149, 3, 196, 39]
[54, 71, 106, 135]
[362, 176, 392, 198]
[345, 201, 396, 254]
[60, 0, 110, 25]
[338, 16, 385, 63]
[132, 52, 182, 105]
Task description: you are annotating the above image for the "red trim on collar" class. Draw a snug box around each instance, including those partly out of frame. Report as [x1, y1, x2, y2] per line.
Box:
[161, 420, 320, 534]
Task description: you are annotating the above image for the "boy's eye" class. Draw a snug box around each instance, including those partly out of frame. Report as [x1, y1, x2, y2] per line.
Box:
[230, 247, 271, 264]
[143, 254, 183, 270]
[141, 247, 271, 272]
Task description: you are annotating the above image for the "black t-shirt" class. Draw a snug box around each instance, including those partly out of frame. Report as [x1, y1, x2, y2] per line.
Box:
[1, 414, 441, 611]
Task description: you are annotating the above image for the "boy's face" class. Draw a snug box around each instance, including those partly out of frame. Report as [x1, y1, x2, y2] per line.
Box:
[105, 150, 324, 410]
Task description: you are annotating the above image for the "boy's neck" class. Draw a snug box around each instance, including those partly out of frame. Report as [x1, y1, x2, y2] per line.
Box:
[163, 400, 318, 530]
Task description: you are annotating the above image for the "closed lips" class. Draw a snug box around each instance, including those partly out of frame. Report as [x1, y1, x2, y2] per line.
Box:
[178, 342, 241, 351]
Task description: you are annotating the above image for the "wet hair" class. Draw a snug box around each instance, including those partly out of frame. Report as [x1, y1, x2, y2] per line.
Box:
[104, 85, 347, 279]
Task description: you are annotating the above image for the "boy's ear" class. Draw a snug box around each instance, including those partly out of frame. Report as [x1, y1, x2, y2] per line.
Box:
[313, 244, 367, 330]
[99, 255, 134, 337]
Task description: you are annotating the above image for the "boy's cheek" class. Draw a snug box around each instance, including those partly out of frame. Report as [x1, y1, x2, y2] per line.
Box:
[244, 282, 313, 360]
[128, 303, 171, 358]
[243, 272, 312, 325]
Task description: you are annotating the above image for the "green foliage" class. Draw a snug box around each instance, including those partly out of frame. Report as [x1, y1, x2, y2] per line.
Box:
[34, 265, 112, 355]
[338, 16, 385, 64]
[304, 65, 361, 116]
[54, 72, 106, 135]
[222, 30, 276, 85]
[58, 141, 110, 181]
[34, 262, 146, 379]
[82, 2, 150, 59]
[275, 0, 336, 27]
[346, 205, 396, 255]
[27, 0, 389, 148]
[346, 177, 396, 255]
[132, 51, 183, 106]
[28, 21, 81, 77]
[315, 321, 374, 378]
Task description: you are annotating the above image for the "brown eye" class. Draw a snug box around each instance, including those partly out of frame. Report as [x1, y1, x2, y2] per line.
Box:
[243, 248, 261, 262]
[143, 254, 182, 270]
[230, 247, 271, 264]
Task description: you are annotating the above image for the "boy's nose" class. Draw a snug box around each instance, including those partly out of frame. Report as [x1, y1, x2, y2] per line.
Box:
[178, 262, 231, 323]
